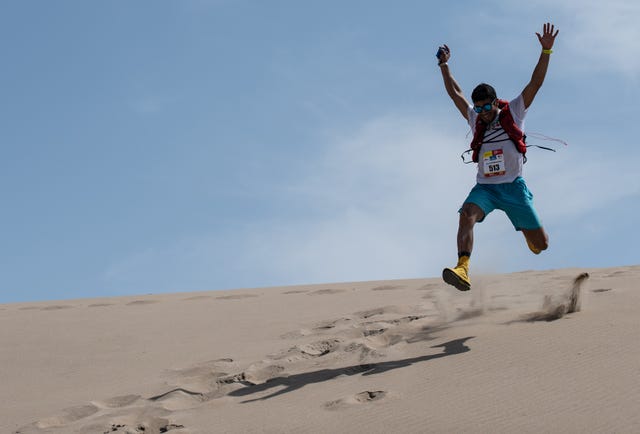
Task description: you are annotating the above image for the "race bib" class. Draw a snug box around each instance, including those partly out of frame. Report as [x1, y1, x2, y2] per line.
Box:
[483, 149, 506, 177]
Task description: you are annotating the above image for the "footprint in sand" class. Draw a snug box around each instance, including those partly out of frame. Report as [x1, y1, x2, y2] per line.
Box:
[592, 288, 613, 293]
[371, 285, 404, 291]
[355, 306, 399, 319]
[297, 340, 342, 357]
[126, 300, 159, 306]
[215, 294, 259, 300]
[308, 289, 347, 296]
[313, 317, 354, 331]
[361, 315, 426, 328]
[149, 388, 208, 411]
[232, 364, 286, 386]
[280, 317, 356, 339]
[161, 358, 238, 390]
[101, 419, 184, 433]
[182, 295, 213, 301]
[41, 305, 73, 311]
[324, 390, 388, 410]
[282, 289, 309, 295]
[267, 339, 343, 363]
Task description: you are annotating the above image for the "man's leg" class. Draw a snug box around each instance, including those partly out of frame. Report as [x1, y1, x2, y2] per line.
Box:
[503, 177, 547, 255]
[443, 202, 486, 291]
[457, 202, 486, 256]
[522, 227, 549, 254]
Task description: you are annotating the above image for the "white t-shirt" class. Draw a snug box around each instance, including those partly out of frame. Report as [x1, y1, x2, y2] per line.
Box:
[467, 94, 527, 184]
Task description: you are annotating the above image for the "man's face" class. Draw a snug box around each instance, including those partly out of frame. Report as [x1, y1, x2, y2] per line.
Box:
[473, 98, 498, 123]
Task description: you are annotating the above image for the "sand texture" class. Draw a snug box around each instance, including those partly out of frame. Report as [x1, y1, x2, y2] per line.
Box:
[2, 265, 639, 433]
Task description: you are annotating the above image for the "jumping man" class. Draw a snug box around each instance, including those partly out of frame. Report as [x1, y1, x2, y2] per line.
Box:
[437, 23, 559, 291]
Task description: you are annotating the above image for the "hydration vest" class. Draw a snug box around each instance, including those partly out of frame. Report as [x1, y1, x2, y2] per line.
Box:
[470, 99, 527, 163]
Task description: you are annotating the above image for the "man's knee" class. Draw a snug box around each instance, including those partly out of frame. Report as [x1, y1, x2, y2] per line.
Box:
[459, 203, 484, 226]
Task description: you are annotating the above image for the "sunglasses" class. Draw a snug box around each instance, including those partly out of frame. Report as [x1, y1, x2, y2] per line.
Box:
[473, 101, 495, 113]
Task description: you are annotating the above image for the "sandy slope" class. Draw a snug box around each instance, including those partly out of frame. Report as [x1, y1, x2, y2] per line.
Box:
[2, 265, 639, 433]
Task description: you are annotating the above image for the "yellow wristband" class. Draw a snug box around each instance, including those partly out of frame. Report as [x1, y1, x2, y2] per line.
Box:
[542, 49, 553, 55]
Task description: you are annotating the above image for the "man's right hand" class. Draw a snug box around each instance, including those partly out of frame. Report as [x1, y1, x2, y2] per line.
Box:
[437, 44, 450, 65]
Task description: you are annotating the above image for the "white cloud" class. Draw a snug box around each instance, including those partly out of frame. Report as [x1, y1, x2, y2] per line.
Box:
[563, 2, 640, 78]
[525, 143, 640, 222]
[501, 0, 640, 78]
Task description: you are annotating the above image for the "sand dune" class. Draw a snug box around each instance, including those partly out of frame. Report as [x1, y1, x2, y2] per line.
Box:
[2, 265, 639, 433]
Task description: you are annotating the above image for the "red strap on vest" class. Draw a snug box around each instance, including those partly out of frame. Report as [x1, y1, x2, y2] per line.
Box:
[470, 99, 527, 163]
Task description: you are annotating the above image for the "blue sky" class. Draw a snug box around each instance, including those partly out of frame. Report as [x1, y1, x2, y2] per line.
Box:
[1, 0, 638, 303]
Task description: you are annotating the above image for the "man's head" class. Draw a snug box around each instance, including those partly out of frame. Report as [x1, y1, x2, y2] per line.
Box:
[471, 83, 497, 103]
[472, 83, 498, 123]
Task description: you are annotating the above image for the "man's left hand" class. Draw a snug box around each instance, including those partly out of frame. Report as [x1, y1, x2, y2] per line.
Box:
[536, 23, 559, 50]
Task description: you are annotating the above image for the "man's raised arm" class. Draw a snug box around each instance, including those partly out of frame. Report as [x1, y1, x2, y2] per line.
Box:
[521, 23, 559, 109]
[437, 44, 470, 121]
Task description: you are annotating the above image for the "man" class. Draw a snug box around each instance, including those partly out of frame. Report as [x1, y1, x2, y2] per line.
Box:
[437, 23, 559, 291]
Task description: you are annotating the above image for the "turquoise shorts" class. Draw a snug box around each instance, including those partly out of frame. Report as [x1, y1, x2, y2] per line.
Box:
[461, 177, 542, 231]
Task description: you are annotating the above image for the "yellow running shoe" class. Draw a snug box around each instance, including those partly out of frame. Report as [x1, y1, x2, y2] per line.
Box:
[442, 256, 471, 291]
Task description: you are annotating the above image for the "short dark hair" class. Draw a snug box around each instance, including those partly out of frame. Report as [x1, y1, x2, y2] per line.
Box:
[471, 83, 497, 103]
